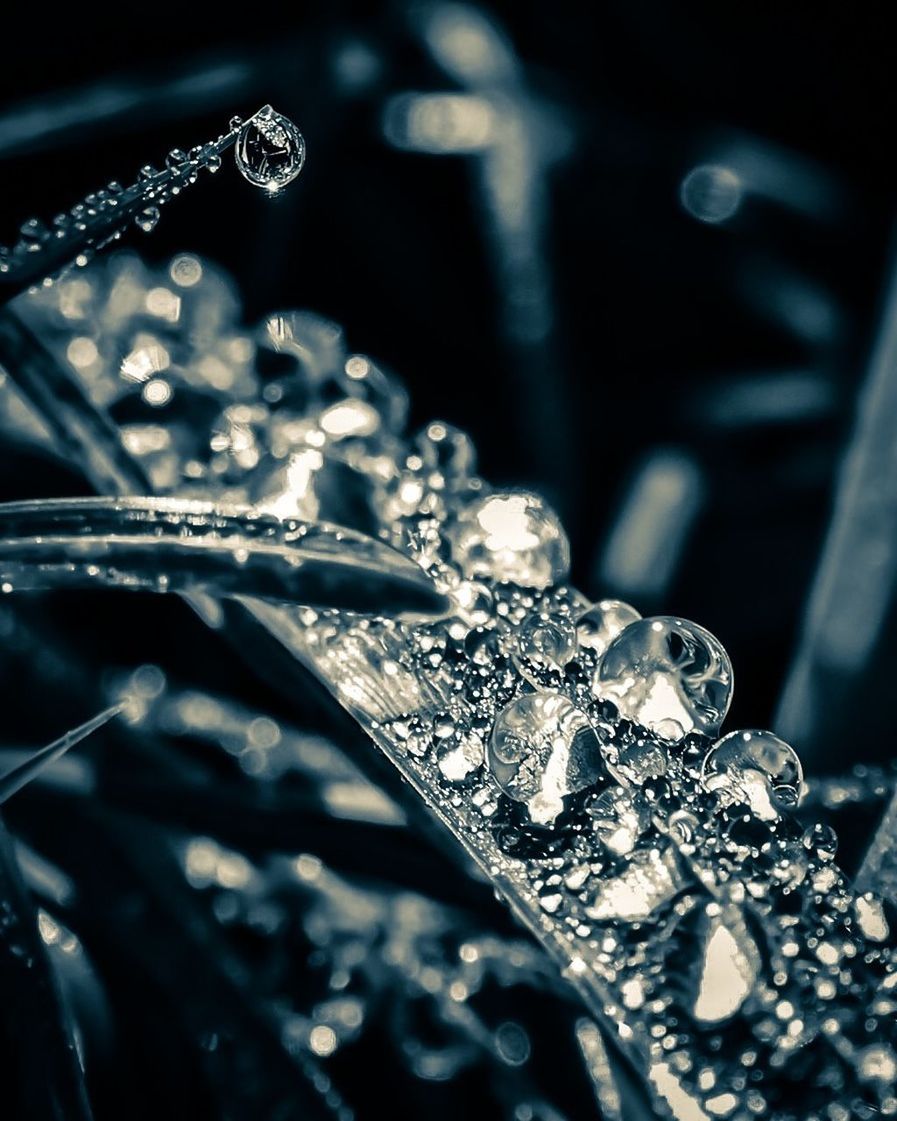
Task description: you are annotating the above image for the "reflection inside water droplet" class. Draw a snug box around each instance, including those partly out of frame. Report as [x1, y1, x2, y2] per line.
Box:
[701, 729, 802, 820]
[595, 616, 732, 739]
[235, 105, 306, 192]
[488, 692, 604, 825]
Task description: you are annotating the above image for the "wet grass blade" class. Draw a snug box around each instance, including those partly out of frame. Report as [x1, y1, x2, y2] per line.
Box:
[0, 704, 122, 806]
[0, 496, 449, 617]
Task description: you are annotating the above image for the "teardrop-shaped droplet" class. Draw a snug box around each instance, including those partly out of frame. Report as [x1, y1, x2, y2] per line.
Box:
[135, 206, 161, 233]
[235, 105, 306, 191]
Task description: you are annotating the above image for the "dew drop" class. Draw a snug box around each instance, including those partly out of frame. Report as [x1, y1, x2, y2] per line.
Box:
[588, 787, 649, 856]
[858, 1043, 897, 1085]
[576, 598, 641, 657]
[19, 217, 49, 251]
[135, 206, 161, 233]
[436, 731, 484, 783]
[701, 729, 802, 820]
[166, 147, 189, 171]
[692, 912, 759, 1024]
[235, 105, 306, 191]
[855, 894, 889, 942]
[803, 822, 838, 861]
[448, 491, 570, 589]
[595, 616, 732, 739]
[513, 613, 577, 680]
[488, 692, 604, 825]
[585, 844, 683, 922]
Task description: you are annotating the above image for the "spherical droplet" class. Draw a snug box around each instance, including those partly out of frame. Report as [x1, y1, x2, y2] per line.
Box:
[803, 822, 838, 862]
[19, 217, 49, 249]
[858, 1043, 897, 1086]
[701, 730, 802, 820]
[513, 613, 577, 681]
[235, 105, 306, 191]
[448, 492, 570, 589]
[595, 616, 732, 739]
[576, 598, 641, 657]
[488, 692, 604, 825]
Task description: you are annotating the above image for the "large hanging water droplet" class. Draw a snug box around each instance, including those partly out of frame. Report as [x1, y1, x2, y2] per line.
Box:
[488, 692, 604, 825]
[595, 616, 732, 739]
[701, 730, 802, 820]
[235, 105, 306, 191]
[448, 491, 570, 589]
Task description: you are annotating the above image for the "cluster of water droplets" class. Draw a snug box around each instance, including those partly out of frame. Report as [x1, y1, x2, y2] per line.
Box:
[289, 448, 897, 1116]
[1, 106, 304, 289]
[18, 253, 897, 1118]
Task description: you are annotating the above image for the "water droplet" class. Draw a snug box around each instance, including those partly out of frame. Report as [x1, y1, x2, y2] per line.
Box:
[494, 1021, 531, 1066]
[235, 105, 306, 191]
[588, 787, 649, 856]
[138, 164, 159, 181]
[858, 1043, 897, 1085]
[166, 147, 189, 171]
[488, 692, 604, 825]
[855, 894, 889, 942]
[680, 164, 742, 224]
[19, 217, 49, 251]
[449, 491, 570, 589]
[701, 730, 802, 820]
[415, 420, 476, 478]
[613, 737, 669, 786]
[667, 808, 699, 844]
[576, 598, 641, 657]
[803, 822, 838, 861]
[135, 206, 161, 233]
[436, 732, 484, 783]
[513, 613, 577, 681]
[595, 617, 732, 739]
